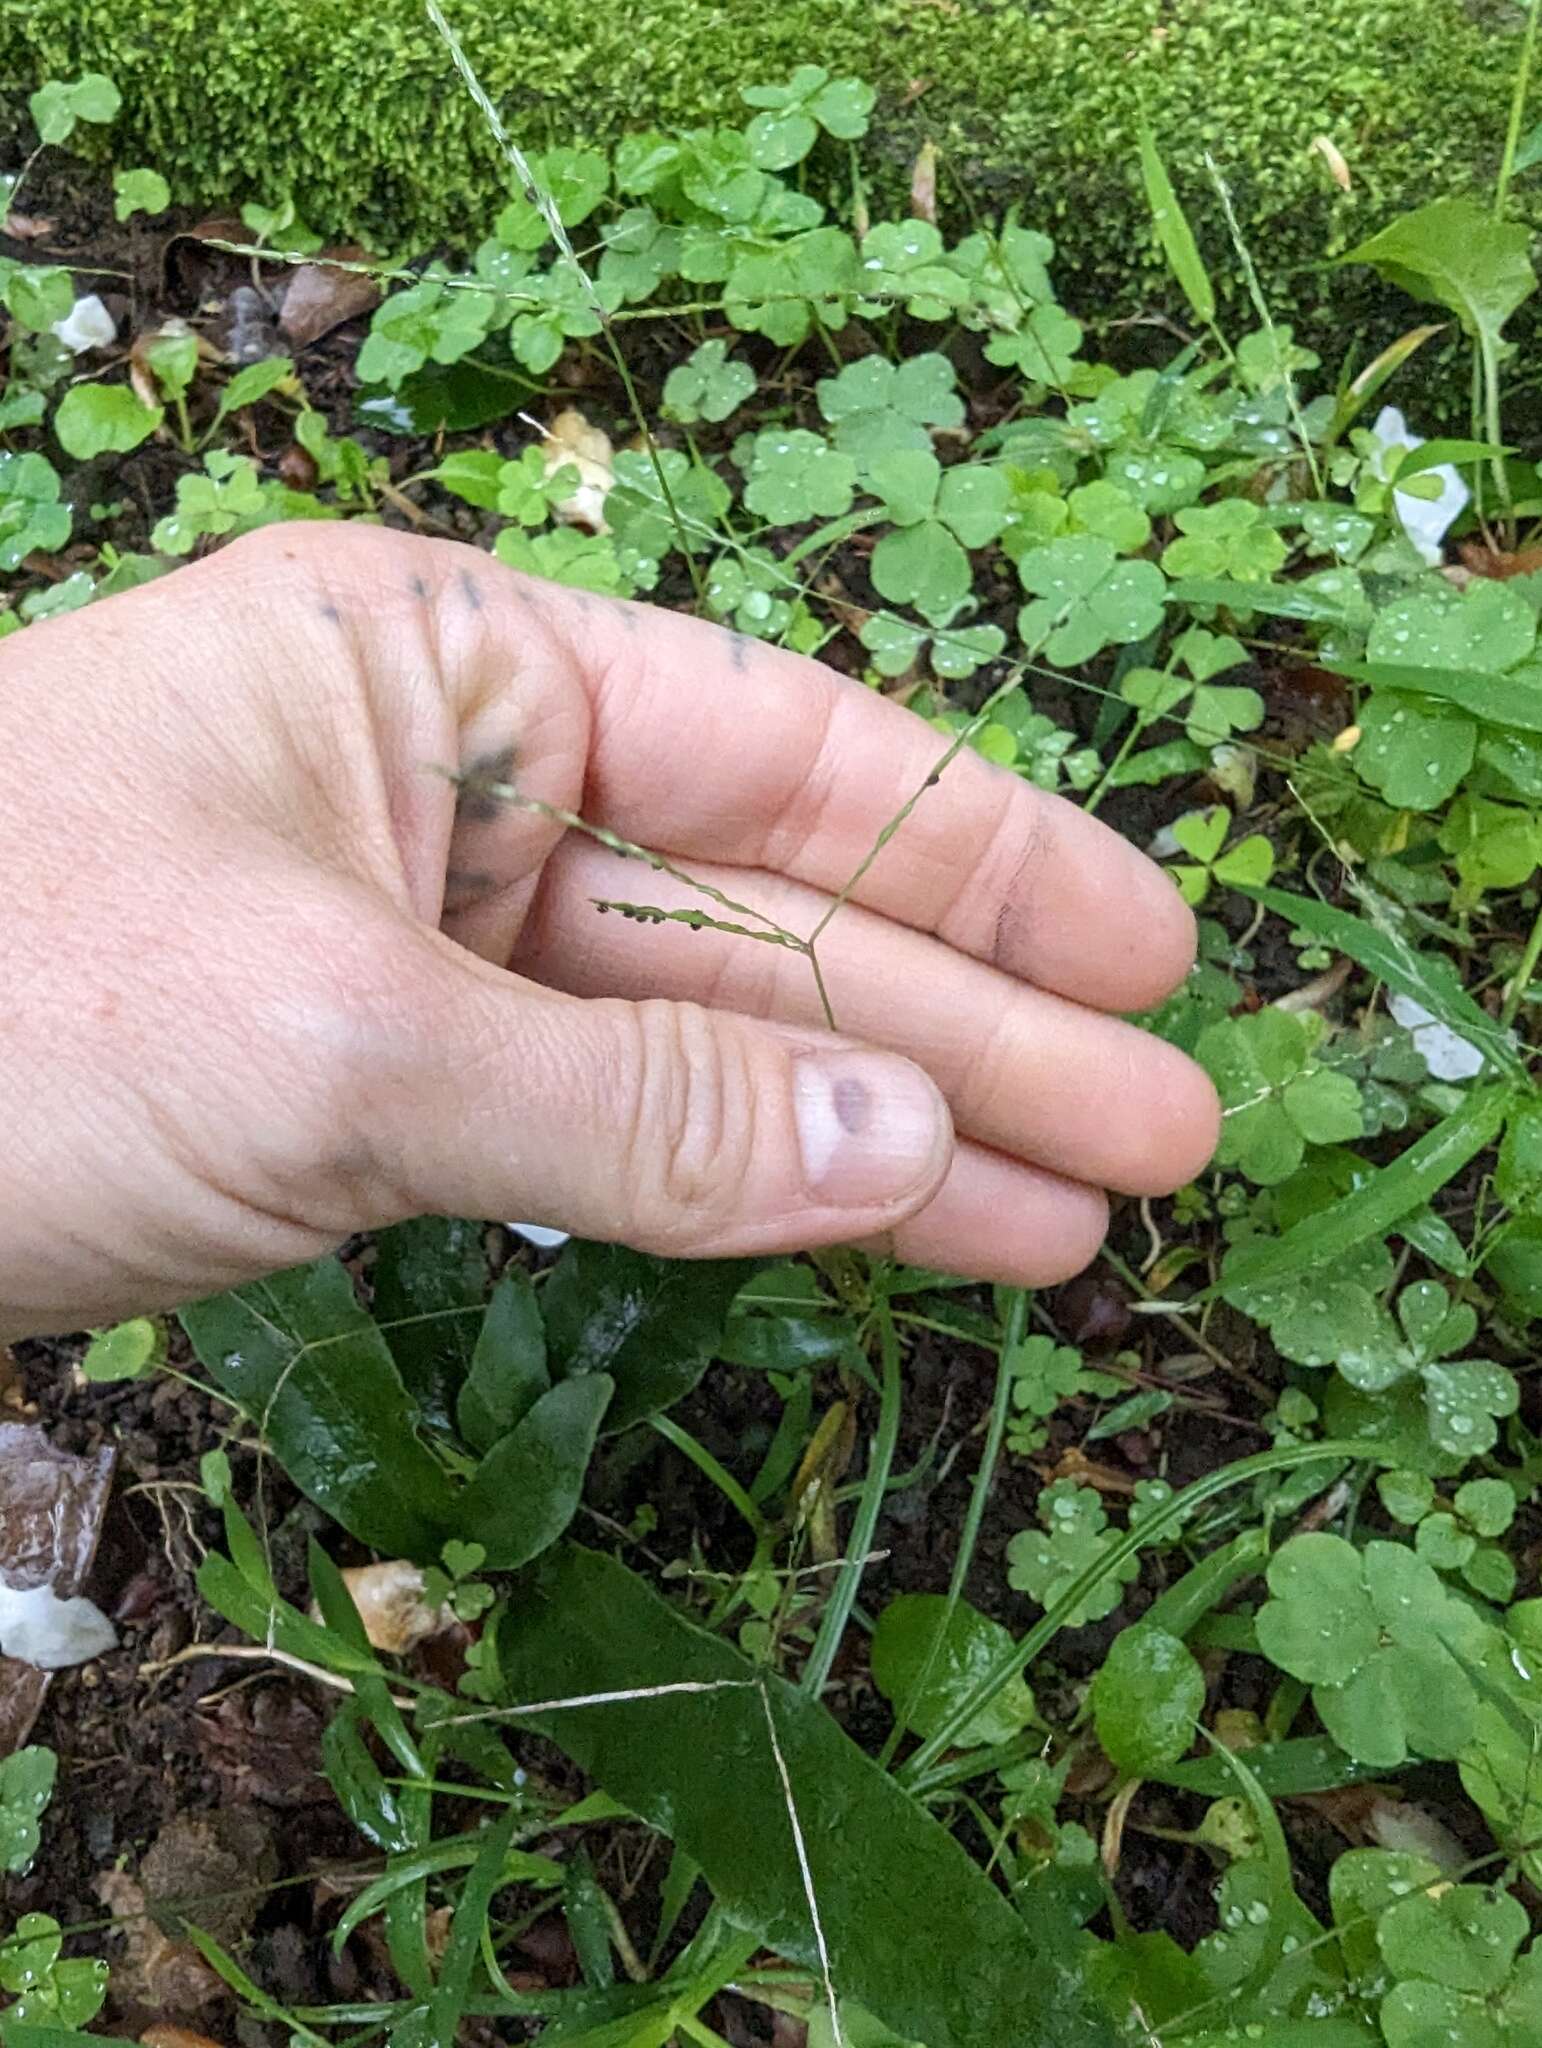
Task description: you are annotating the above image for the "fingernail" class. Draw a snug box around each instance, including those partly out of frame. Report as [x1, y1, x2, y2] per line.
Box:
[793, 1051, 951, 1209]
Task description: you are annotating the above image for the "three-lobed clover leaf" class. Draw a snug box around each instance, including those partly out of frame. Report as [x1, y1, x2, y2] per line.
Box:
[705, 547, 794, 640]
[1006, 1479, 1140, 1628]
[1356, 691, 1477, 810]
[865, 451, 1011, 620]
[1166, 804, 1276, 909]
[1002, 1333, 1120, 1455]
[1378, 1884, 1542, 2048]
[597, 206, 682, 304]
[1015, 535, 1166, 664]
[859, 609, 1005, 682]
[1224, 1236, 1397, 1371]
[1256, 1533, 1488, 1767]
[494, 524, 632, 597]
[662, 338, 757, 424]
[816, 352, 963, 464]
[743, 426, 857, 525]
[740, 65, 875, 169]
[509, 262, 622, 375]
[856, 222, 969, 322]
[358, 276, 496, 387]
[1161, 498, 1288, 582]
[725, 227, 858, 346]
[1197, 1005, 1361, 1183]
[491, 147, 610, 253]
[0, 1911, 109, 2026]
[605, 447, 731, 572]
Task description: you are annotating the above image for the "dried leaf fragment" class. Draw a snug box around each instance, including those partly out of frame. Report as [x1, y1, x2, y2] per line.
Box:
[330, 1559, 456, 1655]
[541, 408, 614, 533]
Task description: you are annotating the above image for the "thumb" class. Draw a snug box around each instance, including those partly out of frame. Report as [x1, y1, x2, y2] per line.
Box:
[381, 938, 954, 1258]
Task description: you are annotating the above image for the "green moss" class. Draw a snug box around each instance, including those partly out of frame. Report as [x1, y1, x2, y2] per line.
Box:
[2, 0, 1534, 363]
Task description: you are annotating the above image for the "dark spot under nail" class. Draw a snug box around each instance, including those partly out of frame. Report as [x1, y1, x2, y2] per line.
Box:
[461, 569, 484, 611]
[832, 1075, 870, 1136]
[456, 743, 517, 824]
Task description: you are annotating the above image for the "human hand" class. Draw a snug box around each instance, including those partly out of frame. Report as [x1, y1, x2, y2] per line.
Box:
[0, 523, 1216, 1340]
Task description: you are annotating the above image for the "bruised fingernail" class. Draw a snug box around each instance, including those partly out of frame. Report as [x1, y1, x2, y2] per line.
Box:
[793, 1051, 951, 1210]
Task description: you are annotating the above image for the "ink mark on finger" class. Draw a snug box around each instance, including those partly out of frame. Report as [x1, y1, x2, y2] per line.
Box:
[409, 574, 429, 600]
[317, 601, 342, 624]
[444, 867, 500, 910]
[460, 569, 484, 612]
[456, 743, 518, 824]
[728, 631, 752, 672]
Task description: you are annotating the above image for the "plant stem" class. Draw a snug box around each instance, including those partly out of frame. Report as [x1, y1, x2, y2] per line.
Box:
[650, 1416, 767, 1538]
[799, 1296, 904, 1699]
[1500, 894, 1542, 1029]
[1496, 0, 1542, 221]
[876, 1291, 1024, 1769]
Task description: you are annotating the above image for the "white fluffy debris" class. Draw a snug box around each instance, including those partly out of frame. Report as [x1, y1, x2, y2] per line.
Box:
[0, 1577, 117, 1670]
[334, 1560, 456, 1655]
[541, 408, 614, 532]
[1388, 993, 1486, 1082]
[50, 293, 117, 355]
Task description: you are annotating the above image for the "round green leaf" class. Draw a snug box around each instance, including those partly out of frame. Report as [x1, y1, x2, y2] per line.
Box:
[1256, 1533, 1378, 1686]
[1378, 1883, 1528, 1995]
[870, 1593, 1036, 1747]
[82, 1317, 165, 1383]
[870, 519, 971, 617]
[54, 381, 162, 458]
[1091, 1623, 1205, 1774]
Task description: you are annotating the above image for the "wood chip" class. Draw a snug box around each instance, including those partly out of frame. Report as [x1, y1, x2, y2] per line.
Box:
[278, 247, 381, 348]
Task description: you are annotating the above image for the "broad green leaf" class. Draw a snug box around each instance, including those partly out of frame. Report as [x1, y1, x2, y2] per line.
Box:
[1378, 1883, 1528, 1994]
[661, 339, 756, 424]
[457, 1375, 612, 1567]
[371, 1216, 487, 1430]
[458, 1266, 549, 1452]
[53, 382, 161, 459]
[1136, 124, 1216, 324]
[0, 1749, 57, 1874]
[1344, 198, 1536, 356]
[113, 167, 170, 220]
[1016, 535, 1166, 664]
[1092, 1624, 1204, 1774]
[1217, 1088, 1511, 1296]
[498, 1546, 1118, 2048]
[1330, 1848, 1445, 1992]
[1355, 691, 1475, 809]
[81, 1317, 165, 1382]
[181, 1256, 459, 1559]
[870, 1593, 1036, 1747]
[542, 1244, 754, 1431]
[1338, 657, 1542, 737]
[869, 519, 971, 616]
[207, 356, 296, 437]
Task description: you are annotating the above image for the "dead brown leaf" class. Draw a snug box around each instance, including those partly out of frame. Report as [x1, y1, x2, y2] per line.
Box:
[96, 1870, 223, 2020]
[141, 2027, 225, 2048]
[0, 1421, 115, 1756]
[4, 213, 56, 242]
[278, 248, 381, 349]
[1311, 135, 1353, 193]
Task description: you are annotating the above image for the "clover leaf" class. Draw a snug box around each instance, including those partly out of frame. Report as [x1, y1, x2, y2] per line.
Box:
[705, 548, 794, 640]
[509, 263, 621, 375]
[29, 72, 120, 146]
[358, 277, 496, 386]
[1161, 499, 1288, 581]
[1006, 1479, 1140, 1627]
[741, 65, 875, 169]
[113, 166, 170, 220]
[864, 451, 1010, 620]
[493, 525, 632, 597]
[1167, 804, 1276, 909]
[0, 1912, 109, 2026]
[1224, 1236, 1397, 1370]
[725, 228, 857, 345]
[1002, 1334, 1120, 1455]
[597, 206, 682, 304]
[817, 352, 963, 464]
[1255, 1533, 1486, 1766]
[1197, 1006, 1361, 1184]
[984, 303, 1089, 390]
[662, 338, 756, 425]
[490, 147, 610, 252]
[1107, 445, 1208, 515]
[860, 610, 1005, 682]
[0, 1749, 56, 1876]
[856, 222, 969, 322]
[1369, 579, 1536, 672]
[0, 452, 71, 572]
[744, 426, 856, 525]
[1379, 1886, 1541, 2048]
[1015, 536, 1166, 664]
[1356, 691, 1477, 809]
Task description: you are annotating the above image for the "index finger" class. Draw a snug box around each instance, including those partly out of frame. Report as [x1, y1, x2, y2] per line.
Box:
[545, 584, 1196, 1014]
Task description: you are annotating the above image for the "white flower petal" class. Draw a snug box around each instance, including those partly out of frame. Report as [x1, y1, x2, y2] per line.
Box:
[1365, 405, 1467, 565]
[49, 293, 116, 355]
[506, 1221, 571, 1249]
[1388, 993, 1486, 1081]
[0, 1577, 118, 1669]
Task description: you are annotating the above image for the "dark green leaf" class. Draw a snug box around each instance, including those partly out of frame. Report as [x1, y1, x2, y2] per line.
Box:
[498, 1547, 1117, 2048]
[356, 360, 528, 435]
[181, 1256, 459, 1559]
[1092, 1624, 1205, 1774]
[870, 1593, 1036, 1747]
[322, 1702, 414, 1852]
[373, 1217, 488, 1430]
[542, 1244, 754, 1431]
[458, 1266, 549, 1452]
[458, 1375, 612, 1568]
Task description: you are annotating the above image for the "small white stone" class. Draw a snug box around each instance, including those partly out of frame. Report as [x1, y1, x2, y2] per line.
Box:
[49, 293, 117, 355]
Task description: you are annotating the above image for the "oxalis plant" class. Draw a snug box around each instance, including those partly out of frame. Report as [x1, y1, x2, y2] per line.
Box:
[7, 1, 1542, 2043]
